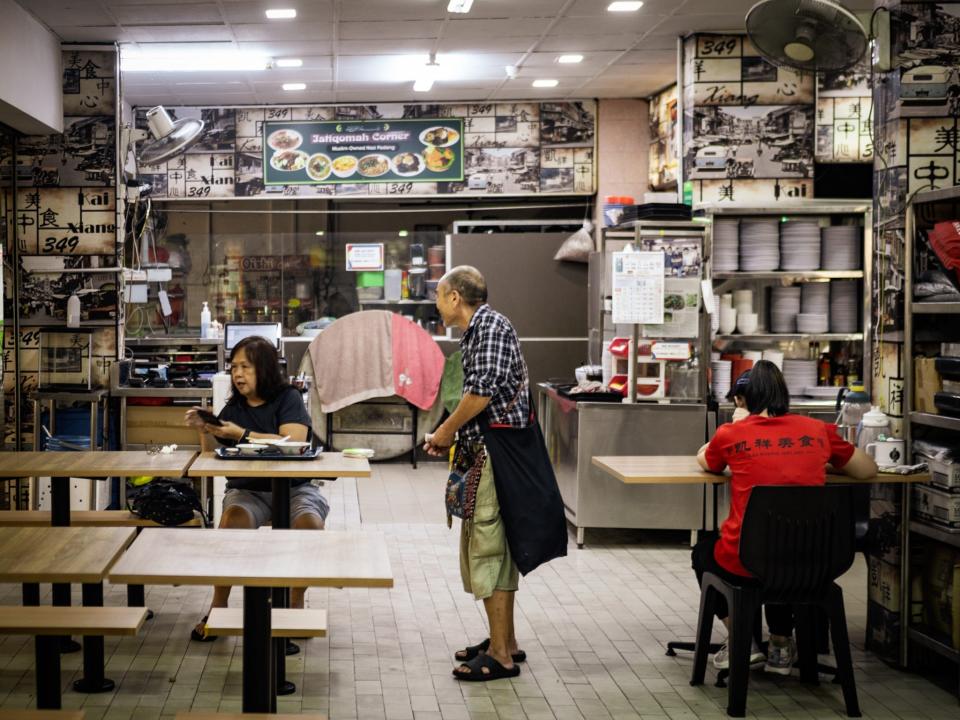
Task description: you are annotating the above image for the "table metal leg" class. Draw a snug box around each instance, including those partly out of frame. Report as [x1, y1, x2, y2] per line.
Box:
[411, 403, 418, 469]
[51, 476, 70, 528]
[73, 582, 114, 693]
[51, 582, 81, 654]
[242, 586, 273, 713]
[271, 479, 296, 697]
[35, 635, 62, 709]
[22, 583, 40, 606]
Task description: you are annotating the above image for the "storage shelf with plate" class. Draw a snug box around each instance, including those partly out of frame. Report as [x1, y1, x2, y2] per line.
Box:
[698, 202, 872, 406]
[903, 189, 960, 685]
[358, 299, 436, 306]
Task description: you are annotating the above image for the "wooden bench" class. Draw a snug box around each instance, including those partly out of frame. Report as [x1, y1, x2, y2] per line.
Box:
[0, 606, 146, 710]
[205, 608, 327, 637]
[0, 510, 202, 527]
[0, 711, 85, 719]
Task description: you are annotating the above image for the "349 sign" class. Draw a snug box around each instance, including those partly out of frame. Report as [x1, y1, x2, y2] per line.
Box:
[42, 236, 81, 254]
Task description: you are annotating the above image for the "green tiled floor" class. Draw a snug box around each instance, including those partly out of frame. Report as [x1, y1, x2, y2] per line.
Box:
[0, 463, 956, 718]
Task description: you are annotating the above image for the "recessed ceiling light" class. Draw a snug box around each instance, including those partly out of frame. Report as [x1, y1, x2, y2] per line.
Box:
[532, 79, 559, 88]
[265, 8, 297, 20]
[315, 230, 325, 236]
[607, 1, 643, 11]
[398, 230, 409, 237]
[275, 58, 303, 68]
[557, 54, 584, 64]
[283, 82, 306, 91]
[447, 0, 474, 13]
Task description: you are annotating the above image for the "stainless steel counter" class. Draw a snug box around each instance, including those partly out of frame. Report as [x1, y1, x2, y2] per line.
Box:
[538, 384, 709, 546]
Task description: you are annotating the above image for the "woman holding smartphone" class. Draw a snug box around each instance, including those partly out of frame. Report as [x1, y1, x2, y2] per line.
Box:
[184, 335, 328, 648]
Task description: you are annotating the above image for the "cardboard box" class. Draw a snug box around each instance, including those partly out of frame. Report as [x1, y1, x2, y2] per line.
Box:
[125, 405, 199, 447]
[913, 483, 960, 530]
[919, 544, 960, 650]
[866, 600, 901, 663]
[915, 356, 943, 414]
[927, 456, 960, 492]
[869, 555, 901, 612]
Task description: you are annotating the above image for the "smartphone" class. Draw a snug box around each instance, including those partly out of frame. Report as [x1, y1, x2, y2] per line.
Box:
[195, 408, 223, 426]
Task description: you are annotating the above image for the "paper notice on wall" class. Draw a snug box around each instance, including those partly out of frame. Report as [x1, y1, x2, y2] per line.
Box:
[643, 278, 701, 339]
[612, 251, 664, 325]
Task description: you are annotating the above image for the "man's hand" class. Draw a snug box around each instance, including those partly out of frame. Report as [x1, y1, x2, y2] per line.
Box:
[423, 427, 454, 457]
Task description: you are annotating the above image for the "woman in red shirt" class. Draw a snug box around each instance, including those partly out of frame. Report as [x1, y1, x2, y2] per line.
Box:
[694, 360, 877, 674]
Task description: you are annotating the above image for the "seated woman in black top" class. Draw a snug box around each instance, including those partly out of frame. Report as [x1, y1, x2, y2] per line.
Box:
[185, 335, 329, 644]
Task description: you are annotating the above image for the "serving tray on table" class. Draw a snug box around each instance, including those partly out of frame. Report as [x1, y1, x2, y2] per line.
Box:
[214, 447, 323, 461]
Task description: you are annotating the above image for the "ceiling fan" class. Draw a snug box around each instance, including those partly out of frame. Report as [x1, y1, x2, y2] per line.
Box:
[746, 0, 868, 72]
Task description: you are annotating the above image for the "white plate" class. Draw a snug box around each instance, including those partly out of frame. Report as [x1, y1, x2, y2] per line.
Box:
[391, 152, 425, 177]
[419, 126, 460, 147]
[343, 448, 375, 459]
[267, 128, 302, 151]
[270, 149, 308, 172]
[357, 154, 391, 178]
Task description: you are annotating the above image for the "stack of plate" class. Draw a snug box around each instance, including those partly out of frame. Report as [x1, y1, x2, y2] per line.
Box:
[780, 221, 821, 271]
[782, 359, 818, 396]
[713, 219, 740, 272]
[770, 286, 802, 333]
[797, 313, 829, 333]
[739, 219, 780, 271]
[712, 359, 732, 401]
[800, 282, 830, 315]
[762, 349, 784, 369]
[821, 226, 861, 270]
[711, 295, 720, 335]
[830, 280, 859, 333]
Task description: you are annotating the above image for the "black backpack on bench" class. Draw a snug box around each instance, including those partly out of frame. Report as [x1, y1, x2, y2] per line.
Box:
[128, 480, 211, 528]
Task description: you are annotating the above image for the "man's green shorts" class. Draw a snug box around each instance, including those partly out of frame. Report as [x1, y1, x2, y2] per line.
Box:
[459, 452, 519, 599]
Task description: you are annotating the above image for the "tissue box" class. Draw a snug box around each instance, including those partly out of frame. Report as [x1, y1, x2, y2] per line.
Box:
[915, 356, 943, 414]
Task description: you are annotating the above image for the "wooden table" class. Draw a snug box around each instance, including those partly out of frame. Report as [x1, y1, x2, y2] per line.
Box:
[592, 455, 932, 486]
[0, 526, 137, 699]
[187, 451, 372, 696]
[109, 528, 392, 713]
[0, 451, 198, 526]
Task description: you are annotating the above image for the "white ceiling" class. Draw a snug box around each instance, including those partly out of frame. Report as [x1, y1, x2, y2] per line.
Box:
[18, 0, 877, 106]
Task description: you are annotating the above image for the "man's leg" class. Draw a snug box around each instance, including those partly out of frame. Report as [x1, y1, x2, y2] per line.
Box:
[194, 504, 255, 637]
[290, 512, 324, 608]
[484, 589, 517, 667]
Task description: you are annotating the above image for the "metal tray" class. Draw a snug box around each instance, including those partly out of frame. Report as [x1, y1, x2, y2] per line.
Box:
[214, 447, 322, 461]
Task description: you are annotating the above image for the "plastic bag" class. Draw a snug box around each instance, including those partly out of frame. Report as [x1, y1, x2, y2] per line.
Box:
[128, 480, 210, 527]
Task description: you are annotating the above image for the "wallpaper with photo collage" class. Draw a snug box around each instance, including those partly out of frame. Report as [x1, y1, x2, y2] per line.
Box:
[0, 48, 120, 450]
[649, 84, 679, 191]
[135, 101, 596, 199]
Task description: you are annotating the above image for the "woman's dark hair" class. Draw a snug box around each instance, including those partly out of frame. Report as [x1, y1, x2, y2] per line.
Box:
[743, 360, 790, 417]
[228, 336, 288, 403]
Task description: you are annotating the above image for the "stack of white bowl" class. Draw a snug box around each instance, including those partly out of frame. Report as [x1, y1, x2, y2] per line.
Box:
[821, 226, 861, 270]
[780, 221, 822, 270]
[798, 282, 829, 333]
[711, 295, 720, 335]
[782, 359, 818, 396]
[739, 219, 780, 271]
[733, 289, 758, 334]
[713, 219, 740, 272]
[762, 348, 784, 369]
[770, 286, 802, 333]
[719, 294, 737, 335]
[830, 280, 859, 333]
[712, 359, 732, 401]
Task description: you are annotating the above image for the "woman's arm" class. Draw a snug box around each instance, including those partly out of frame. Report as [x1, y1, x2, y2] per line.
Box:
[837, 446, 878, 480]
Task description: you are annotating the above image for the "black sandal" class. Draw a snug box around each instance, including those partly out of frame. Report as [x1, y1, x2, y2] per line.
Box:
[454, 638, 526, 663]
[453, 653, 520, 682]
[190, 615, 217, 643]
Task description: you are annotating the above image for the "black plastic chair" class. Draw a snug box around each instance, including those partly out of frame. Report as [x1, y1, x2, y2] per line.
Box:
[690, 485, 861, 718]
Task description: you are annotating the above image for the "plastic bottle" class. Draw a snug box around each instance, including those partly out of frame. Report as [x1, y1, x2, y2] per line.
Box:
[67, 292, 80, 329]
[200, 301, 211, 338]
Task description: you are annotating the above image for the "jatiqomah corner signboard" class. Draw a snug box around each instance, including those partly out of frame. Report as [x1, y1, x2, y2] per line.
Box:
[262, 119, 464, 186]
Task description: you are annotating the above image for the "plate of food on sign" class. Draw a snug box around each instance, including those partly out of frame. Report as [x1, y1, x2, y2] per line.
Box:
[357, 154, 391, 178]
[306, 153, 332, 181]
[270, 149, 308, 172]
[331, 155, 358, 178]
[392, 152, 424, 177]
[267, 128, 302, 151]
[422, 146, 456, 173]
[419, 126, 459, 148]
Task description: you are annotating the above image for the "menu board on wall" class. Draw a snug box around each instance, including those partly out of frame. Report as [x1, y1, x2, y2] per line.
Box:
[263, 119, 464, 186]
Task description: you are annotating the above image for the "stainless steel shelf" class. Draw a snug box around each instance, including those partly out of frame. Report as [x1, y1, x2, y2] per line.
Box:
[111, 387, 213, 398]
[713, 270, 862, 280]
[907, 627, 960, 664]
[695, 201, 871, 216]
[358, 299, 435, 305]
[126, 337, 222, 346]
[910, 412, 960, 432]
[913, 185, 960, 205]
[716, 333, 863, 342]
[911, 301, 960, 314]
[910, 520, 960, 549]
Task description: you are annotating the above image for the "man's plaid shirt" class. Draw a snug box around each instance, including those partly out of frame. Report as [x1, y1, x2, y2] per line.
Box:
[458, 304, 529, 441]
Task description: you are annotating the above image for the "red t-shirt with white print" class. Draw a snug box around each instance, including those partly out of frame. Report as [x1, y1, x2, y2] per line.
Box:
[703, 413, 856, 577]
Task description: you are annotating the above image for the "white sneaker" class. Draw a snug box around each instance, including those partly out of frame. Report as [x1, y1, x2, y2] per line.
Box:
[712, 639, 765, 670]
[764, 638, 797, 676]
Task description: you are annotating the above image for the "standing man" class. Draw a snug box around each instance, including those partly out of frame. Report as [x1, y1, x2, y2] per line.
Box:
[425, 265, 528, 682]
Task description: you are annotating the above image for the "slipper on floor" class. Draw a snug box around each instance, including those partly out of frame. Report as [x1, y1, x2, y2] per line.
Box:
[285, 640, 300, 656]
[453, 653, 520, 682]
[190, 615, 217, 643]
[454, 638, 526, 663]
